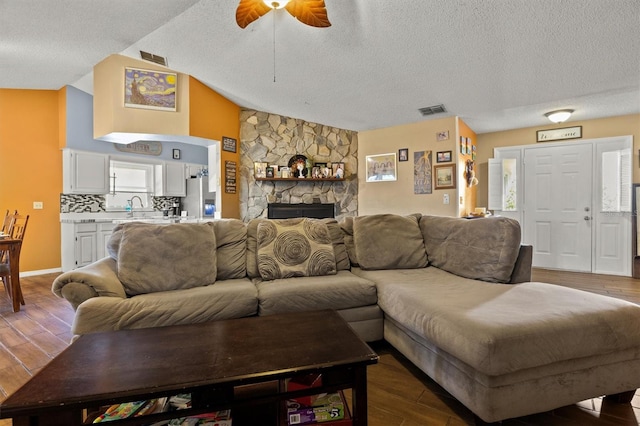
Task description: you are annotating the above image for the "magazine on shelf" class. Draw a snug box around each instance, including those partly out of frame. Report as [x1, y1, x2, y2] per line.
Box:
[92, 393, 231, 426]
[286, 391, 349, 425]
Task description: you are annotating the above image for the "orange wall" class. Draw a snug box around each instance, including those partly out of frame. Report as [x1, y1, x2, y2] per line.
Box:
[189, 76, 241, 219]
[457, 118, 477, 216]
[0, 89, 63, 272]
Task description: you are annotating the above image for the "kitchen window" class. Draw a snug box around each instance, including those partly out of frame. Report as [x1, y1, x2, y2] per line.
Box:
[106, 161, 154, 210]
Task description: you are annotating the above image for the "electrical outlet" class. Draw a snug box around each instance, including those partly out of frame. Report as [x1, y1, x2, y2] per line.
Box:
[443, 194, 450, 205]
[33, 201, 43, 209]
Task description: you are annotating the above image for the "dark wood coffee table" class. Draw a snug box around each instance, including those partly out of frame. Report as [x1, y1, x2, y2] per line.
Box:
[0, 310, 378, 426]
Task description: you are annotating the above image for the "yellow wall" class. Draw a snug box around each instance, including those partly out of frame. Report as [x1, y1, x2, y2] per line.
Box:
[358, 117, 460, 216]
[476, 114, 640, 207]
[0, 89, 63, 272]
[93, 54, 191, 140]
[189, 77, 241, 219]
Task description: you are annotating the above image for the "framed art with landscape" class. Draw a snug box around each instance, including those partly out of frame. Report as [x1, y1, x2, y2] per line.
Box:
[434, 164, 456, 189]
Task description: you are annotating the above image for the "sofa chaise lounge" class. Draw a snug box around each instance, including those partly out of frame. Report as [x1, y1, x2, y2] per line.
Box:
[52, 214, 640, 423]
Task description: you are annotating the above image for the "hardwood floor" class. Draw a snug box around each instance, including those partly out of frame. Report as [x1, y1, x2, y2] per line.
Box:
[0, 269, 639, 425]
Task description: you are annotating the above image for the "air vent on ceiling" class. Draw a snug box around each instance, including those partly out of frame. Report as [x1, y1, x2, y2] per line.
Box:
[140, 51, 167, 66]
[418, 104, 447, 116]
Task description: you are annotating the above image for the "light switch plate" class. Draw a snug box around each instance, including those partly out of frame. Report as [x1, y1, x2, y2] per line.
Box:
[33, 201, 43, 209]
[443, 194, 449, 205]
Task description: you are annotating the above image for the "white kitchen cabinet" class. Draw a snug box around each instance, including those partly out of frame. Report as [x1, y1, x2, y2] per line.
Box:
[61, 222, 116, 272]
[155, 162, 186, 196]
[62, 149, 110, 194]
[97, 223, 117, 259]
[61, 223, 97, 271]
[186, 163, 206, 178]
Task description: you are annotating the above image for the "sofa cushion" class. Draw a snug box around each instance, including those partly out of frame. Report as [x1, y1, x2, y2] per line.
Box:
[72, 278, 258, 335]
[339, 216, 359, 267]
[420, 215, 521, 283]
[353, 214, 428, 270]
[322, 218, 350, 271]
[256, 218, 337, 280]
[255, 270, 377, 316]
[116, 222, 217, 296]
[208, 219, 247, 280]
[246, 218, 268, 279]
[354, 266, 640, 376]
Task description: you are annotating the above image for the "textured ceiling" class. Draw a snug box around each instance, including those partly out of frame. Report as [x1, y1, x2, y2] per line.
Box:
[2, 0, 639, 134]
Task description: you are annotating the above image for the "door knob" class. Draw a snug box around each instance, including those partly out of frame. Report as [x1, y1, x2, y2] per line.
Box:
[584, 216, 591, 221]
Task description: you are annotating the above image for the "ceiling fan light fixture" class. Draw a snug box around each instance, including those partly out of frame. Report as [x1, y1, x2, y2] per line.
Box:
[263, 0, 290, 9]
[544, 109, 574, 123]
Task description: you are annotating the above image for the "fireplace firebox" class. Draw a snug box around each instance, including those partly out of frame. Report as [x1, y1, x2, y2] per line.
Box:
[267, 203, 335, 219]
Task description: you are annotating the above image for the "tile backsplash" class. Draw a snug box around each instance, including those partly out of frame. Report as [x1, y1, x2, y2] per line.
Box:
[60, 194, 105, 213]
[60, 194, 181, 213]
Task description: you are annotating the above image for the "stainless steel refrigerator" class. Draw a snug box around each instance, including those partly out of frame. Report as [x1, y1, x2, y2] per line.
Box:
[182, 177, 217, 219]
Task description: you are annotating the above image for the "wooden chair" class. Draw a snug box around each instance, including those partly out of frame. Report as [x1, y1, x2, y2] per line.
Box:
[9, 213, 29, 241]
[1, 209, 15, 235]
[0, 212, 29, 310]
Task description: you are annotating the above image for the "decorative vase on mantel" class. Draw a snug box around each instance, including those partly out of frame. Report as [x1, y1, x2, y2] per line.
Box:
[305, 158, 313, 177]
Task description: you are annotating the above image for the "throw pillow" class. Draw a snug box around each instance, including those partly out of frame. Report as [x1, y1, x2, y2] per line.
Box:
[117, 222, 217, 295]
[257, 218, 337, 280]
[353, 213, 428, 270]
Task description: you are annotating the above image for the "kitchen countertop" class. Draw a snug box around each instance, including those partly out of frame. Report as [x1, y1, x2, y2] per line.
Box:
[60, 212, 207, 224]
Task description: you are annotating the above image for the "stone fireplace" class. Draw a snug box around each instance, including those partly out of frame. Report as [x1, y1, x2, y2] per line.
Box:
[240, 109, 358, 221]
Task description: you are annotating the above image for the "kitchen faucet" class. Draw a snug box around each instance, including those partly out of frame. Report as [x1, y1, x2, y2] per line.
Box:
[130, 196, 144, 208]
[127, 196, 144, 217]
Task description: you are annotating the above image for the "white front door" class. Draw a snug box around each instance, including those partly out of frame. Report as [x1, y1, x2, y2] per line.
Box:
[524, 144, 593, 272]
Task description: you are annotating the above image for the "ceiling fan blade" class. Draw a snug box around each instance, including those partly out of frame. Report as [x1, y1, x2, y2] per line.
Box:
[285, 0, 331, 28]
[236, 0, 272, 29]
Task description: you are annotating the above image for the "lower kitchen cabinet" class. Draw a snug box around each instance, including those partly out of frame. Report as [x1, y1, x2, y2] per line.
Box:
[61, 222, 117, 272]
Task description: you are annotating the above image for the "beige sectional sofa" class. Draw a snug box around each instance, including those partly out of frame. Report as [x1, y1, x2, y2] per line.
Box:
[52, 214, 640, 423]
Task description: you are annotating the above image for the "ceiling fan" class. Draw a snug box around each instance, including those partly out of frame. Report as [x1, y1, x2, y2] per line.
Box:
[236, 0, 331, 29]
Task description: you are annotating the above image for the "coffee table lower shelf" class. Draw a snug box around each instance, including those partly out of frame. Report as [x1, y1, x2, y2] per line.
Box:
[82, 386, 353, 426]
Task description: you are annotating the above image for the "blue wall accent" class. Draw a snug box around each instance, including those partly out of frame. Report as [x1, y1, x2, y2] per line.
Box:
[65, 85, 208, 164]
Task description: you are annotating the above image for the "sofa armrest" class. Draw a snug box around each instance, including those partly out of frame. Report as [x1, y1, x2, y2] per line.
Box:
[52, 257, 127, 310]
[509, 245, 533, 283]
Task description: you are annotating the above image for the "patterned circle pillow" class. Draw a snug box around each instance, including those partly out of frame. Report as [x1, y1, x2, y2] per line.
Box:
[257, 218, 337, 280]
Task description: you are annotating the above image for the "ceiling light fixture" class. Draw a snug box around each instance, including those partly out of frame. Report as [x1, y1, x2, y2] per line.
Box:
[236, 0, 331, 29]
[544, 109, 574, 123]
[263, 0, 290, 8]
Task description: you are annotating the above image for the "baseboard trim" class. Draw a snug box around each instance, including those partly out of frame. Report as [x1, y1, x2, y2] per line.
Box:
[20, 268, 62, 277]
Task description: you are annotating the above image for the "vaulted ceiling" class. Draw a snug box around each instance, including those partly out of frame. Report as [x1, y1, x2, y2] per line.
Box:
[3, 0, 639, 134]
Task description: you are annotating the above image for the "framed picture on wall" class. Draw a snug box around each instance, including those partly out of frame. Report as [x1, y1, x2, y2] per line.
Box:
[434, 164, 456, 189]
[366, 153, 397, 182]
[332, 162, 345, 179]
[124, 67, 177, 111]
[436, 151, 452, 163]
[254, 162, 268, 178]
[222, 136, 237, 153]
[398, 148, 409, 162]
